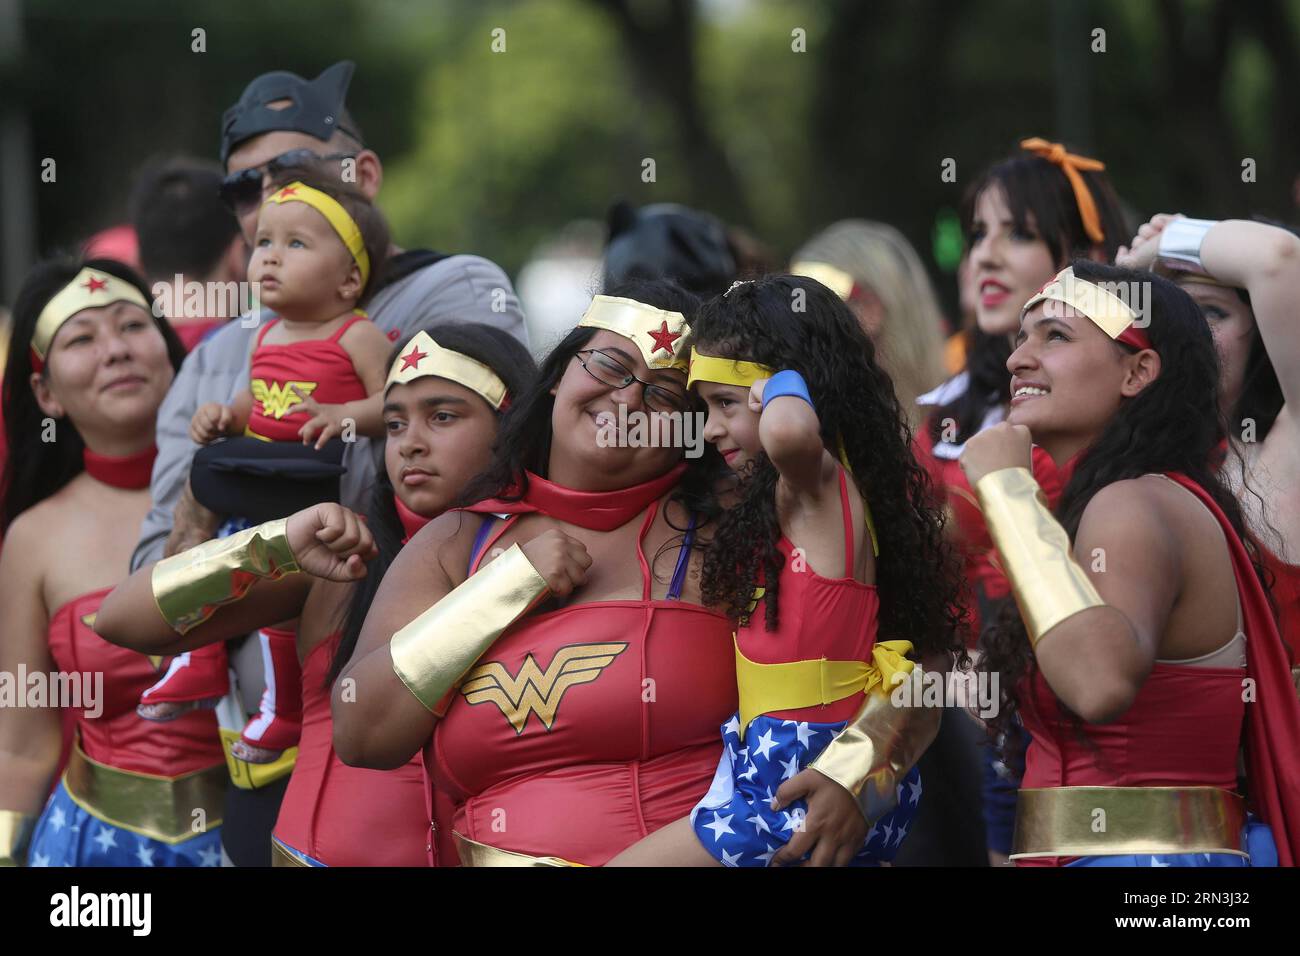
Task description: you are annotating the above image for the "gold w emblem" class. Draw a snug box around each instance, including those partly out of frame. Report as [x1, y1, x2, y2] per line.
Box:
[252, 378, 317, 419]
[460, 642, 628, 734]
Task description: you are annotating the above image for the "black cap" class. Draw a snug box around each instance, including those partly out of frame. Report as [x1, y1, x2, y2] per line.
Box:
[220, 61, 360, 163]
[603, 201, 737, 298]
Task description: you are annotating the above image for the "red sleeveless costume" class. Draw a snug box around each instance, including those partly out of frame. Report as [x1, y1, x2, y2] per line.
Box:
[1015, 472, 1300, 866]
[247, 313, 370, 441]
[48, 588, 224, 775]
[273, 633, 428, 866]
[1258, 545, 1300, 669]
[427, 473, 737, 866]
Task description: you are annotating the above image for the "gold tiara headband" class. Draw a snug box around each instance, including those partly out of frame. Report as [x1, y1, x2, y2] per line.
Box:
[263, 182, 371, 286]
[1021, 266, 1151, 350]
[687, 350, 775, 390]
[577, 294, 690, 370]
[32, 268, 151, 369]
[384, 330, 509, 410]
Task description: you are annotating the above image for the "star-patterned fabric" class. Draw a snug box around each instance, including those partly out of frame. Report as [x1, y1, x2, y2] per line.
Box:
[690, 711, 921, 867]
[27, 780, 223, 868]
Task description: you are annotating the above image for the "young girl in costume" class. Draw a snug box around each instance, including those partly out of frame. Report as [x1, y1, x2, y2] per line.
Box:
[96, 324, 535, 865]
[0, 259, 225, 867]
[138, 168, 394, 764]
[609, 275, 966, 866]
[966, 261, 1300, 866]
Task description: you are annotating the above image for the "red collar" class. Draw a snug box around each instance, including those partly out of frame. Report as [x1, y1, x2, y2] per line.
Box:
[83, 445, 157, 490]
[394, 495, 433, 544]
[464, 462, 687, 531]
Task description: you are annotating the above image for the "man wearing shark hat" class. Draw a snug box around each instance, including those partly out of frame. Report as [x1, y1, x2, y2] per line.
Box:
[127, 61, 529, 865]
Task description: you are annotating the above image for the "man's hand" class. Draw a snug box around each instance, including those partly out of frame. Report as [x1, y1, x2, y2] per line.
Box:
[164, 480, 220, 557]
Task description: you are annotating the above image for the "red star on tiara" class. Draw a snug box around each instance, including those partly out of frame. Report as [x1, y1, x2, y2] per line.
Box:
[276, 186, 299, 199]
[399, 345, 429, 371]
[82, 275, 108, 293]
[648, 320, 681, 355]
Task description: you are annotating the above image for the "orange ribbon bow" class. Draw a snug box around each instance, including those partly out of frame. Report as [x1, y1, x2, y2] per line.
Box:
[1019, 137, 1107, 245]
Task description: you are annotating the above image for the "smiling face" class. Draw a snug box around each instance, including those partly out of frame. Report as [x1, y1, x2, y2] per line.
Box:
[697, 381, 760, 473]
[1178, 279, 1255, 416]
[547, 329, 689, 489]
[31, 301, 175, 444]
[968, 184, 1060, 338]
[1005, 302, 1159, 462]
[249, 199, 360, 320]
[382, 375, 500, 517]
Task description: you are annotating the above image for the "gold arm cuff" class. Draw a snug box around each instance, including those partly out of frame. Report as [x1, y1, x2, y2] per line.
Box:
[973, 467, 1104, 647]
[1011, 786, 1247, 860]
[0, 810, 37, 866]
[151, 518, 299, 634]
[453, 832, 583, 867]
[808, 675, 941, 824]
[63, 742, 226, 844]
[390, 543, 550, 712]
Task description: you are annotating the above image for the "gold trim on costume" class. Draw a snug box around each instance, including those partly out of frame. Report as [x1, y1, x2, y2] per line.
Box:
[686, 351, 775, 390]
[790, 261, 856, 300]
[33, 268, 151, 363]
[453, 832, 582, 867]
[973, 466, 1104, 647]
[63, 742, 226, 845]
[808, 666, 941, 824]
[271, 838, 311, 867]
[264, 181, 370, 285]
[578, 294, 690, 371]
[390, 543, 550, 713]
[0, 810, 36, 866]
[1021, 266, 1139, 341]
[384, 330, 509, 409]
[150, 518, 300, 635]
[1011, 786, 1247, 859]
[734, 639, 915, 735]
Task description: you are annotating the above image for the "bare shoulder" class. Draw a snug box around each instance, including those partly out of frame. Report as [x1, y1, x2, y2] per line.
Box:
[406, 508, 486, 584]
[1077, 475, 1199, 553]
[340, 317, 394, 351]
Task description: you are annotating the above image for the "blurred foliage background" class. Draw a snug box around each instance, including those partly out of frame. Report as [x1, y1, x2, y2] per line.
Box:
[3, 0, 1299, 314]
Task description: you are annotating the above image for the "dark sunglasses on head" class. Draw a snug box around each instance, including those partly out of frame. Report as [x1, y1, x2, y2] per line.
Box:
[218, 149, 356, 213]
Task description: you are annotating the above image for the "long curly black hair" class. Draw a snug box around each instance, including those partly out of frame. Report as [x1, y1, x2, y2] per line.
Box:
[688, 275, 966, 661]
[455, 278, 726, 572]
[978, 261, 1269, 747]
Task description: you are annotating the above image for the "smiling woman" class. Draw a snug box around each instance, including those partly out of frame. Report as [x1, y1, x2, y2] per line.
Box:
[0, 257, 230, 868]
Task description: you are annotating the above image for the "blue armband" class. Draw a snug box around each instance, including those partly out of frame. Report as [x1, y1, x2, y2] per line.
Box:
[761, 370, 813, 411]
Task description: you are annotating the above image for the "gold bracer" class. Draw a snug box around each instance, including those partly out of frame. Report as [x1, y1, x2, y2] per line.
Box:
[973, 466, 1104, 647]
[151, 518, 299, 635]
[390, 543, 550, 713]
[808, 672, 942, 824]
[0, 810, 36, 866]
[1011, 786, 1247, 860]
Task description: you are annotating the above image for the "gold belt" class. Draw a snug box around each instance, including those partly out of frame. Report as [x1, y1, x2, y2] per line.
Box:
[271, 839, 311, 867]
[452, 832, 582, 867]
[63, 742, 226, 845]
[1011, 786, 1247, 860]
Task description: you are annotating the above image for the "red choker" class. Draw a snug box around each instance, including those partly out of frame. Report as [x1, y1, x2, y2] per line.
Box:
[464, 462, 687, 531]
[83, 445, 157, 490]
[394, 495, 434, 544]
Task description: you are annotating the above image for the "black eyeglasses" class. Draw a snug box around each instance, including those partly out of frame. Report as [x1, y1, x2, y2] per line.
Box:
[219, 149, 356, 214]
[575, 349, 690, 414]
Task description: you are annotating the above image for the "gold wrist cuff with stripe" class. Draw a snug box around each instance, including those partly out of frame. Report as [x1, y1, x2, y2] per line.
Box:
[0, 810, 37, 866]
[151, 518, 299, 635]
[1011, 786, 1247, 860]
[390, 543, 550, 713]
[808, 664, 941, 824]
[974, 466, 1104, 647]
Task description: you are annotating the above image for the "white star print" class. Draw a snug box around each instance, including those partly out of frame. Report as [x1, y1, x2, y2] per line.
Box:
[31, 851, 51, 867]
[702, 812, 735, 842]
[781, 720, 818, 749]
[779, 753, 801, 781]
[747, 813, 772, 836]
[92, 827, 117, 854]
[908, 777, 923, 805]
[136, 843, 156, 867]
[894, 821, 909, 846]
[881, 821, 894, 845]
[723, 715, 741, 738]
[755, 843, 779, 866]
[720, 848, 743, 867]
[866, 822, 880, 845]
[738, 762, 759, 783]
[752, 727, 779, 761]
[737, 747, 749, 764]
[1150, 857, 1169, 867]
[198, 844, 222, 867]
[781, 809, 806, 833]
[48, 806, 67, 833]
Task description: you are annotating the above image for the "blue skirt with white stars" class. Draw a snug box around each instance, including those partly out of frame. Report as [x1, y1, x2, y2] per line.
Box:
[689, 711, 922, 867]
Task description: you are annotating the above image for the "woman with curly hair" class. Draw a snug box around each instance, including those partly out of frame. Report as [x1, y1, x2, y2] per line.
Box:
[964, 260, 1300, 866]
[608, 275, 966, 867]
